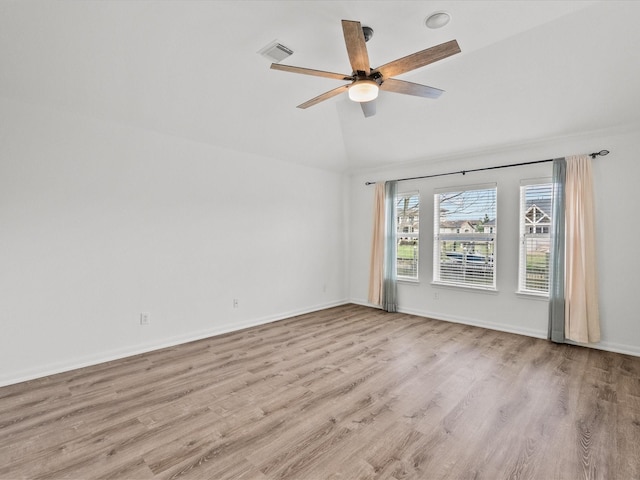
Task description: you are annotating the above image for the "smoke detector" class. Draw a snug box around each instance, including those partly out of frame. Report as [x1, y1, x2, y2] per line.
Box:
[425, 11, 451, 29]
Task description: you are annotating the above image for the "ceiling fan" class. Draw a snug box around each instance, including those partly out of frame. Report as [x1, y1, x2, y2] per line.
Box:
[271, 20, 461, 118]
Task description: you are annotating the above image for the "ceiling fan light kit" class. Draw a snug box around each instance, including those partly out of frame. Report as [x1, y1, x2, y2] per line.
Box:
[348, 79, 379, 102]
[270, 19, 460, 117]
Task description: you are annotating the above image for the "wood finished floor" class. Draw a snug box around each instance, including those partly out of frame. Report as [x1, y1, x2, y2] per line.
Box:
[1, 304, 639, 480]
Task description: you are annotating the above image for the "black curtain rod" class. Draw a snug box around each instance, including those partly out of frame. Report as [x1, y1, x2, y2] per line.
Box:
[364, 150, 610, 185]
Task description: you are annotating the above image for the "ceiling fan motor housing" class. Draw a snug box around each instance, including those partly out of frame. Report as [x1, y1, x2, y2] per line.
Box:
[362, 26, 374, 42]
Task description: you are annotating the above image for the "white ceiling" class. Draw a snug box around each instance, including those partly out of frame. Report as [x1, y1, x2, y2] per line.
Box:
[2, 0, 639, 172]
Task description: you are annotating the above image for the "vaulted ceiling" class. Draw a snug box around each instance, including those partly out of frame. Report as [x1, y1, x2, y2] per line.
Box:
[1, 1, 638, 172]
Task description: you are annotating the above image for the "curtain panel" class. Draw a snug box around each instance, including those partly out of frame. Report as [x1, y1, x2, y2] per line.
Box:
[382, 181, 398, 312]
[548, 158, 566, 343]
[548, 155, 600, 344]
[564, 155, 600, 343]
[367, 183, 385, 306]
[368, 181, 398, 312]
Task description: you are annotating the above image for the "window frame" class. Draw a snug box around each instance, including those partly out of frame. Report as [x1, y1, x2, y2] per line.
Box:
[518, 179, 553, 297]
[432, 183, 497, 291]
[396, 191, 420, 282]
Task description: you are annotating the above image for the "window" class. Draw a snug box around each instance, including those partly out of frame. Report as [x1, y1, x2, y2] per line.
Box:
[519, 182, 552, 295]
[396, 192, 419, 280]
[433, 184, 497, 289]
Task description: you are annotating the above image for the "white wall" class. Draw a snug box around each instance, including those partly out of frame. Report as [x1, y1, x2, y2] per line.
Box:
[0, 97, 348, 386]
[349, 124, 640, 356]
[3, 93, 639, 388]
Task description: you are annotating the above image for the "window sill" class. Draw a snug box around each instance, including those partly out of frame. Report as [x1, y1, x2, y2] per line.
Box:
[431, 281, 498, 295]
[398, 277, 419, 285]
[516, 291, 549, 301]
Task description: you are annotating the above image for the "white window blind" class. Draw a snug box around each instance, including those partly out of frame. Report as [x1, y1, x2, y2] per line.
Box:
[518, 182, 552, 295]
[396, 192, 419, 280]
[433, 184, 497, 289]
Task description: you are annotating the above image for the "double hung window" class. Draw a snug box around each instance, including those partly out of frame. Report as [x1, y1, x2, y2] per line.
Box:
[518, 181, 553, 295]
[396, 193, 419, 280]
[433, 184, 497, 289]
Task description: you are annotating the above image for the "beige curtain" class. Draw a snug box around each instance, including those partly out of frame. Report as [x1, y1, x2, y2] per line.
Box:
[368, 183, 385, 305]
[564, 155, 600, 343]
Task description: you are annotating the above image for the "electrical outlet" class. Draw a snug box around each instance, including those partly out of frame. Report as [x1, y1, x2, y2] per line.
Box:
[140, 312, 150, 325]
[233, 299, 239, 308]
[433, 292, 440, 300]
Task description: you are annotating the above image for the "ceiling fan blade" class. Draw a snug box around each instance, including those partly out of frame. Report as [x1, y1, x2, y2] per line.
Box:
[376, 39, 461, 79]
[297, 85, 350, 109]
[360, 99, 377, 118]
[271, 63, 352, 81]
[342, 20, 371, 74]
[381, 78, 444, 99]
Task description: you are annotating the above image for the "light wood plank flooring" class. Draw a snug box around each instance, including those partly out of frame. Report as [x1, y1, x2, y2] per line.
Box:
[1, 304, 639, 479]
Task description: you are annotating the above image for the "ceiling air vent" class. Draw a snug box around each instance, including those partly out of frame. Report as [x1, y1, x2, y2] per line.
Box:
[258, 40, 294, 63]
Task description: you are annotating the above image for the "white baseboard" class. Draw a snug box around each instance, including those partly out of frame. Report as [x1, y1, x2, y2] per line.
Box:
[396, 305, 547, 339]
[349, 298, 380, 309]
[568, 340, 640, 357]
[0, 299, 350, 388]
[349, 297, 640, 357]
[4, 298, 637, 387]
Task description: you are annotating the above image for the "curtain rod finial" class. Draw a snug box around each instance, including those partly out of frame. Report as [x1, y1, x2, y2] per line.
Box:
[590, 149, 609, 158]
